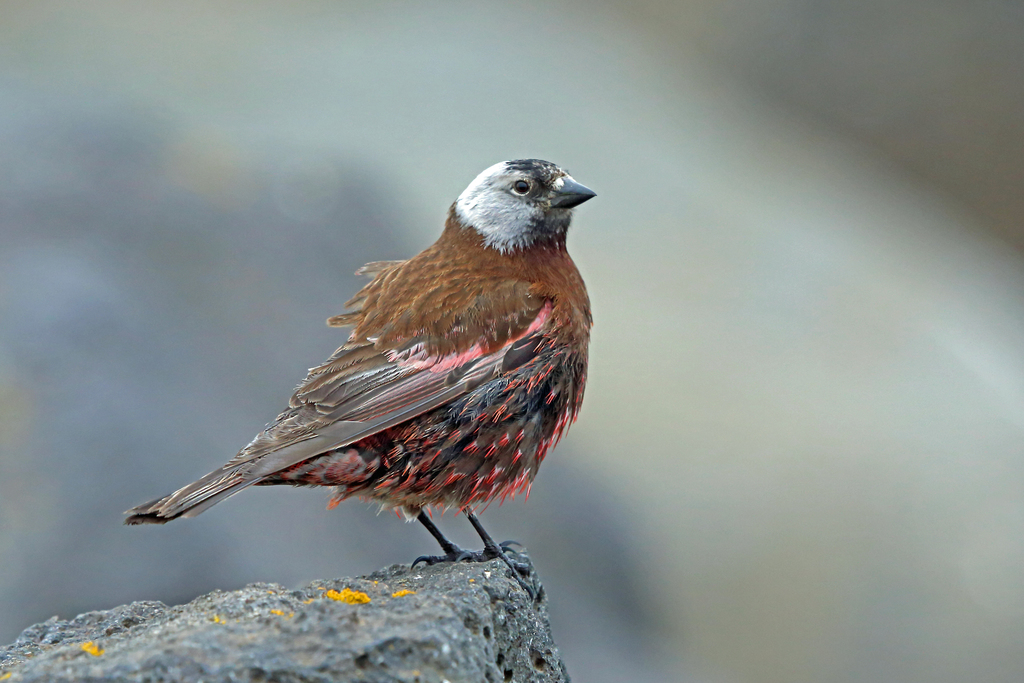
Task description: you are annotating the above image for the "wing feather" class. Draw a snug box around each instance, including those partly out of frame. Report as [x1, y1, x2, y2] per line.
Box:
[125, 301, 551, 524]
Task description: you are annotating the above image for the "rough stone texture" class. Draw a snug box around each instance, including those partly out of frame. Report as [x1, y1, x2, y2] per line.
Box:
[0, 553, 567, 683]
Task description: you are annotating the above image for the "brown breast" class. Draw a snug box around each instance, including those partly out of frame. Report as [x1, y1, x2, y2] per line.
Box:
[338, 206, 592, 357]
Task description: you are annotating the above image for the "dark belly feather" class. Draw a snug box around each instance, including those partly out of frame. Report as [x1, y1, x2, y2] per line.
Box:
[263, 342, 586, 511]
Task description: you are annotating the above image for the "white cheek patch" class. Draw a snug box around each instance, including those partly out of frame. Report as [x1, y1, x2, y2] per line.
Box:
[455, 163, 543, 253]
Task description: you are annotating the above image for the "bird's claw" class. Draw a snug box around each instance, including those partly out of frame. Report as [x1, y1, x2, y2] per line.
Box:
[410, 548, 495, 567]
[410, 547, 536, 599]
[509, 559, 532, 576]
[501, 559, 537, 599]
[488, 545, 536, 598]
[410, 554, 433, 568]
[411, 551, 463, 568]
[496, 542, 530, 574]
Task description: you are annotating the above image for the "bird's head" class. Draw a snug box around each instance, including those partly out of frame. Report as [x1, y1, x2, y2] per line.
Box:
[454, 159, 596, 253]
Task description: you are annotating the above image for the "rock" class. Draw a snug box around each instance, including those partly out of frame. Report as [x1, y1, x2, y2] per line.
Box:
[0, 553, 568, 682]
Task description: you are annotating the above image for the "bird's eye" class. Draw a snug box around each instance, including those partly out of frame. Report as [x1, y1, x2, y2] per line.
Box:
[512, 180, 531, 194]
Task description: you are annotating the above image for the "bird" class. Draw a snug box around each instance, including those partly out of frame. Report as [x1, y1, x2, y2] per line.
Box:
[125, 159, 595, 594]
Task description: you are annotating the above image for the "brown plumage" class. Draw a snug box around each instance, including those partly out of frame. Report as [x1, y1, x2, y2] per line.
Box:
[126, 159, 595, 591]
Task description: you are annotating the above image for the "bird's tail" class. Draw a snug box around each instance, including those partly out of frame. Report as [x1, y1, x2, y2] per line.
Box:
[124, 465, 256, 525]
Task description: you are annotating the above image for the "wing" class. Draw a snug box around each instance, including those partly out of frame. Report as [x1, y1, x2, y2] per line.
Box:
[125, 287, 551, 523]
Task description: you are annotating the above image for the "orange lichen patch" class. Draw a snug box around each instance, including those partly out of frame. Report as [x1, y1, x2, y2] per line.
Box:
[391, 589, 416, 598]
[302, 598, 315, 604]
[326, 588, 371, 604]
[269, 609, 294, 618]
[81, 641, 104, 656]
[468, 579, 475, 583]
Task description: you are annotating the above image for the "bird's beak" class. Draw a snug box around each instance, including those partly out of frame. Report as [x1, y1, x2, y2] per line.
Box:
[550, 177, 597, 208]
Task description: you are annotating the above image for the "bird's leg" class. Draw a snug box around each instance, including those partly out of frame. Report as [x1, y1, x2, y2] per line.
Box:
[410, 511, 536, 598]
[465, 512, 536, 598]
[412, 512, 468, 566]
[417, 511, 462, 555]
[464, 512, 513, 559]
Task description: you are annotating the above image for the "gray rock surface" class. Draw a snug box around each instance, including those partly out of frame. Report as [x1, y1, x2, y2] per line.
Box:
[0, 554, 567, 683]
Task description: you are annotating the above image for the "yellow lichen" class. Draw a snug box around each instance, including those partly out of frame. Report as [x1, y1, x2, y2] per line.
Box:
[81, 641, 104, 656]
[391, 589, 416, 598]
[269, 609, 294, 618]
[0, 671, 12, 679]
[325, 588, 371, 604]
[302, 598, 315, 604]
[211, 615, 224, 624]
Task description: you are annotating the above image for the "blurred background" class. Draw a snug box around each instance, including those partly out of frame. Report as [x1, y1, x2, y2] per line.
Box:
[1, 1, 1023, 681]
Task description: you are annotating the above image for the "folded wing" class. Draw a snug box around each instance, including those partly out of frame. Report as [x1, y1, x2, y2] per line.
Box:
[125, 296, 550, 524]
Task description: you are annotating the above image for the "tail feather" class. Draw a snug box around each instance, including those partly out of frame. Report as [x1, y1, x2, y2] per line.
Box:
[124, 466, 254, 525]
[125, 434, 338, 525]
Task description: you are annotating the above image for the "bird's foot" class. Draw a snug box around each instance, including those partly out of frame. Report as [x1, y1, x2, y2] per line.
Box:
[478, 540, 536, 598]
[411, 548, 467, 568]
[489, 547, 536, 599]
[489, 543, 532, 575]
[413, 511, 537, 599]
[411, 545, 527, 572]
[410, 543, 536, 599]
